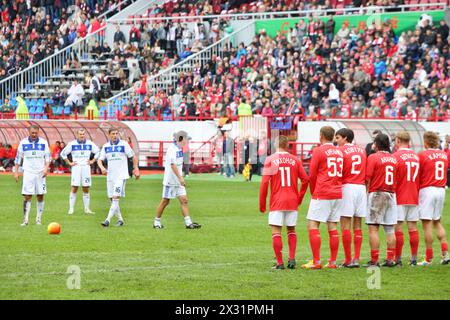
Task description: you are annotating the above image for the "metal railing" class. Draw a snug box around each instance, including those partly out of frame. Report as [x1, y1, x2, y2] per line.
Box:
[110, 3, 447, 24]
[106, 21, 255, 103]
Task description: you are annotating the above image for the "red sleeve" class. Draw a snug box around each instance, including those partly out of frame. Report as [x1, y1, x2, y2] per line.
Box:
[259, 158, 271, 213]
[297, 159, 309, 205]
[308, 148, 320, 196]
[366, 154, 375, 186]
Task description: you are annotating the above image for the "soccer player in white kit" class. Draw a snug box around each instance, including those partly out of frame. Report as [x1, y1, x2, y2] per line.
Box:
[14, 125, 51, 226]
[153, 131, 201, 229]
[97, 128, 140, 227]
[61, 129, 100, 215]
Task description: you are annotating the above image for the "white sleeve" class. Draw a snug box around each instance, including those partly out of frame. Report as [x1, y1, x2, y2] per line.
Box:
[44, 141, 51, 162]
[15, 141, 23, 165]
[125, 142, 134, 158]
[60, 142, 72, 160]
[98, 146, 106, 161]
[91, 142, 100, 159]
[166, 147, 176, 165]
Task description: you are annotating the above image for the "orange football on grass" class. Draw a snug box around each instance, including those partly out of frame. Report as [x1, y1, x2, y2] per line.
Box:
[48, 222, 61, 235]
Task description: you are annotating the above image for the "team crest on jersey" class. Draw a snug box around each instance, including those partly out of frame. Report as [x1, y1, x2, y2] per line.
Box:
[105, 146, 125, 153]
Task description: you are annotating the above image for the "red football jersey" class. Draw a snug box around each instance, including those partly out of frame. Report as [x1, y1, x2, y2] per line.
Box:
[259, 152, 309, 212]
[394, 148, 420, 205]
[418, 149, 449, 189]
[340, 143, 367, 185]
[309, 143, 343, 200]
[366, 151, 398, 193]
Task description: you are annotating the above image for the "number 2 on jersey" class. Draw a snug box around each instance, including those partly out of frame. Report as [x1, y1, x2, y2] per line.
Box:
[351, 155, 361, 175]
[279, 167, 291, 187]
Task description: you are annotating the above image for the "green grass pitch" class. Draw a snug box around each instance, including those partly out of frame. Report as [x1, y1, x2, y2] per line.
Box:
[0, 174, 449, 300]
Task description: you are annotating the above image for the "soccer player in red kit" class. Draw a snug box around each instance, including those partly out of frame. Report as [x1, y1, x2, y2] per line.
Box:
[393, 131, 420, 266]
[417, 131, 450, 266]
[365, 133, 398, 267]
[334, 128, 367, 268]
[303, 126, 343, 269]
[259, 136, 309, 270]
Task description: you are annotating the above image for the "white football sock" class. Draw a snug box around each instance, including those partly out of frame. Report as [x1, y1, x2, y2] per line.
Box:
[69, 192, 76, 210]
[106, 199, 119, 222]
[115, 204, 123, 221]
[82, 192, 90, 210]
[184, 216, 193, 226]
[154, 217, 161, 226]
[36, 201, 44, 222]
[23, 200, 31, 223]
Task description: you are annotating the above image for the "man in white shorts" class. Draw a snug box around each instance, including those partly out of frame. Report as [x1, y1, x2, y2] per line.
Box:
[153, 131, 201, 229]
[259, 136, 309, 270]
[14, 125, 51, 226]
[417, 131, 449, 265]
[303, 126, 343, 269]
[334, 128, 367, 268]
[393, 131, 420, 266]
[365, 133, 398, 267]
[61, 129, 100, 215]
[97, 128, 140, 227]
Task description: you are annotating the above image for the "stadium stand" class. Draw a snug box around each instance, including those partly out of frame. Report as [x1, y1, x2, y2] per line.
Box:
[0, 1, 448, 121]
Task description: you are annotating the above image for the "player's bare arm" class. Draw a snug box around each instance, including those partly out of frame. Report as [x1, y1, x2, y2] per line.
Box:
[43, 161, 50, 178]
[14, 162, 20, 183]
[132, 156, 140, 180]
[97, 159, 107, 175]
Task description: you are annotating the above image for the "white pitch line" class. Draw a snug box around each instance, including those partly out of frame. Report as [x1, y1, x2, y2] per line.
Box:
[0, 261, 268, 278]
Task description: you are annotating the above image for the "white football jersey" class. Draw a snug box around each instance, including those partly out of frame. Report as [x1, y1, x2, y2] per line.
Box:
[61, 139, 100, 166]
[163, 142, 183, 186]
[98, 139, 134, 181]
[15, 137, 51, 174]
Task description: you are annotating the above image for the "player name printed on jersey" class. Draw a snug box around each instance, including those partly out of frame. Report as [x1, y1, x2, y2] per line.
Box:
[340, 144, 366, 185]
[309, 143, 343, 200]
[394, 148, 420, 205]
[260, 152, 309, 211]
[367, 152, 398, 193]
[419, 149, 448, 188]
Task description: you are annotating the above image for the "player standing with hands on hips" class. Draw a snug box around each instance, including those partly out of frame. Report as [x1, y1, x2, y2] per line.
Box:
[14, 125, 51, 226]
[98, 128, 140, 227]
[153, 131, 201, 229]
[259, 135, 309, 270]
[61, 129, 100, 215]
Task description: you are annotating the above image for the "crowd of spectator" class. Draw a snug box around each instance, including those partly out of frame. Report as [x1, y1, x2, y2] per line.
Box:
[0, 0, 136, 81]
[119, 13, 449, 121]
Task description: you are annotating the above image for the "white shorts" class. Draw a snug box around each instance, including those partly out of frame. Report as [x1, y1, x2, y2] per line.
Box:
[366, 192, 397, 225]
[107, 179, 126, 198]
[71, 165, 92, 187]
[419, 187, 445, 221]
[162, 185, 187, 199]
[269, 210, 298, 227]
[22, 171, 47, 195]
[337, 184, 367, 218]
[397, 205, 419, 222]
[307, 199, 342, 223]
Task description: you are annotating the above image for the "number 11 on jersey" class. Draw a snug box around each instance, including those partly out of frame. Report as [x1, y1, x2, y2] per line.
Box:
[279, 167, 291, 187]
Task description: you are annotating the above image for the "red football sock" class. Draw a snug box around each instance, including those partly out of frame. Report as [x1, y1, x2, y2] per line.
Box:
[308, 229, 321, 264]
[387, 247, 395, 261]
[441, 242, 448, 255]
[342, 229, 352, 264]
[353, 229, 363, 261]
[287, 232, 297, 260]
[371, 249, 379, 264]
[408, 230, 419, 257]
[426, 248, 433, 262]
[328, 229, 339, 263]
[395, 231, 404, 260]
[272, 233, 283, 265]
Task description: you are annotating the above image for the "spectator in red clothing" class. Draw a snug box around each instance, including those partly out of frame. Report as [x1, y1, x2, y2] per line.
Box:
[0, 144, 15, 171]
